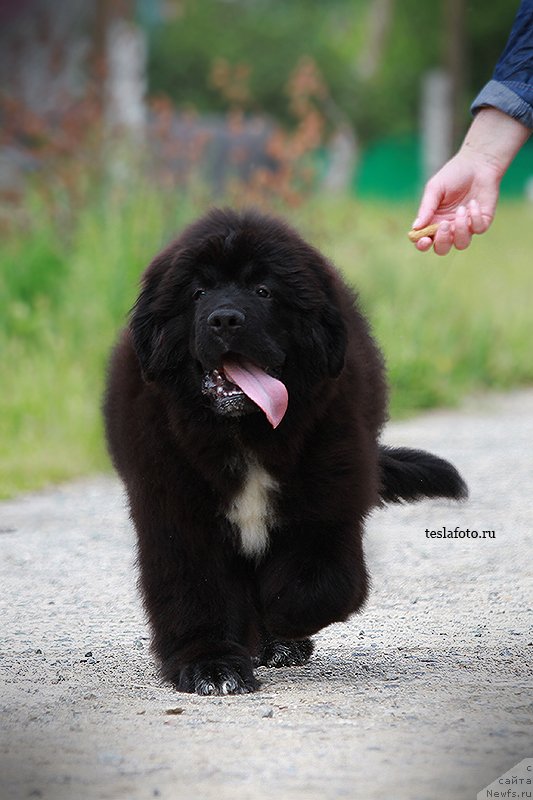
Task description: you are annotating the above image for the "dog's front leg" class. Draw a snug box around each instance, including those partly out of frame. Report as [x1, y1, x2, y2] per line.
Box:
[258, 521, 368, 640]
[135, 516, 259, 695]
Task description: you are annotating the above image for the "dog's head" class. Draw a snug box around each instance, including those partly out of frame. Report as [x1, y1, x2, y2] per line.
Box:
[130, 208, 346, 427]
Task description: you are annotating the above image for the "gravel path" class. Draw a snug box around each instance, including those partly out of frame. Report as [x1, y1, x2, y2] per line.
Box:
[1, 391, 532, 800]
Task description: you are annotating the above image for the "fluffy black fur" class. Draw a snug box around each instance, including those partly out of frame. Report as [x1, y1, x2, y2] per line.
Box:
[379, 446, 467, 504]
[103, 207, 467, 695]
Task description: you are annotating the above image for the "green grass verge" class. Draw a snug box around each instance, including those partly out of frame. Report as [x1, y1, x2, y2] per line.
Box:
[2, 187, 532, 498]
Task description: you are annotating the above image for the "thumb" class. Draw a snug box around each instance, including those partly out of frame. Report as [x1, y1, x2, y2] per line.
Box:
[412, 181, 444, 229]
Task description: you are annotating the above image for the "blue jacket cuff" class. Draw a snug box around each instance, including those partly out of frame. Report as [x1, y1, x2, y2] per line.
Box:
[471, 80, 533, 129]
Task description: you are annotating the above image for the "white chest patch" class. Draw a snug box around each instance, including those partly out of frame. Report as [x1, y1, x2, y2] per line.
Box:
[226, 461, 279, 559]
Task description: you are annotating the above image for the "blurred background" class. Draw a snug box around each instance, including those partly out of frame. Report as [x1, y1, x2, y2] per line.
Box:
[1, 0, 532, 497]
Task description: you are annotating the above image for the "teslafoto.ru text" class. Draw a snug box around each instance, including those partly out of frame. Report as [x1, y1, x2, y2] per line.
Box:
[425, 526, 495, 539]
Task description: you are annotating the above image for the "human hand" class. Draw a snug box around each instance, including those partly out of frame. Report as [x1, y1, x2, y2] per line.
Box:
[411, 108, 530, 255]
[411, 150, 501, 255]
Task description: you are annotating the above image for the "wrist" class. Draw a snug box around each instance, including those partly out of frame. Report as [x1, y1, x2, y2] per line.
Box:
[459, 108, 531, 180]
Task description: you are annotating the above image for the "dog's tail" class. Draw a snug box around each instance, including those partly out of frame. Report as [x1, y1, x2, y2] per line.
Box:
[378, 445, 468, 504]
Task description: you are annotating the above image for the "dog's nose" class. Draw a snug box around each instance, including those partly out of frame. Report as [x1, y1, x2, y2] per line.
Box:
[207, 308, 245, 334]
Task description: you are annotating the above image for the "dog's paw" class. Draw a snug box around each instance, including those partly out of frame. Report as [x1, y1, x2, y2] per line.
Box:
[256, 637, 314, 668]
[177, 658, 259, 696]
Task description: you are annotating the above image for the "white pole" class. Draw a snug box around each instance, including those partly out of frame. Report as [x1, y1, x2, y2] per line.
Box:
[421, 69, 453, 182]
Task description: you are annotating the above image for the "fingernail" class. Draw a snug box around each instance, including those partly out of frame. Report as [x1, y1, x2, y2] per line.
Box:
[440, 221, 450, 232]
[412, 217, 420, 228]
[457, 205, 467, 216]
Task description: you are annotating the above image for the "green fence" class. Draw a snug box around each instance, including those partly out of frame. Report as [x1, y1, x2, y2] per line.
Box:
[354, 134, 533, 200]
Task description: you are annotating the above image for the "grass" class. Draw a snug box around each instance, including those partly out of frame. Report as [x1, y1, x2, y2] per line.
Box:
[298, 197, 533, 409]
[2, 184, 533, 498]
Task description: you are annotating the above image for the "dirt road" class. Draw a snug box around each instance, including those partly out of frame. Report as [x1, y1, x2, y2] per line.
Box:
[1, 391, 532, 800]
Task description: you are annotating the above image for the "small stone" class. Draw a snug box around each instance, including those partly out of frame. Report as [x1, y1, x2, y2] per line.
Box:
[259, 705, 274, 718]
[165, 707, 184, 715]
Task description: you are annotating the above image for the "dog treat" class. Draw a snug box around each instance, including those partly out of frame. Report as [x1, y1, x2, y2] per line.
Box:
[407, 223, 440, 242]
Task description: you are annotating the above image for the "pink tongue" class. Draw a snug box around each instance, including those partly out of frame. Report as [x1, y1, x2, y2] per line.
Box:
[223, 359, 288, 428]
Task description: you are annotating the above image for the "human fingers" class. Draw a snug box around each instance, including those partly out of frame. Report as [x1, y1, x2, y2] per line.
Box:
[415, 236, 434, 252]
[468, 199, 487, 234]
[433, 221, 454, 256]
[453, 205, 472, 250]
[412, 181, 444, 230]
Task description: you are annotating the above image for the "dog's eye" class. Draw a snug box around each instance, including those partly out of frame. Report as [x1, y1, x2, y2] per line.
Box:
[192, 288, 206, 301]
[255, 285, 271, 299]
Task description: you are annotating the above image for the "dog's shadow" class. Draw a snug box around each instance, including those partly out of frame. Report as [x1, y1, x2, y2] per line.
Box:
[255, 641, 468, 694]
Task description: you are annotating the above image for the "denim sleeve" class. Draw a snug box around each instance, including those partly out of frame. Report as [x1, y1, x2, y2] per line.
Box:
[471, 0, 533, 129]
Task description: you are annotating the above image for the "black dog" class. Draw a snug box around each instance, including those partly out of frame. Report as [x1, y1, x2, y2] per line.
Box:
[103, 208, 466, 695]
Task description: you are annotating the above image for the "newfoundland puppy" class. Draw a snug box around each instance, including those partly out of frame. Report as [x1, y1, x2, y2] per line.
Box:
[104, 208, 466, 695]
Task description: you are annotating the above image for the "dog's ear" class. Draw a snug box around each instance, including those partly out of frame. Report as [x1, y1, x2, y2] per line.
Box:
[130, 243, 193, 382]
[130, 276, 162, 382]
[321, 303, 346, 377]
[129, 246, 178, 382]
